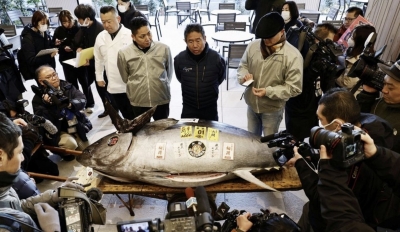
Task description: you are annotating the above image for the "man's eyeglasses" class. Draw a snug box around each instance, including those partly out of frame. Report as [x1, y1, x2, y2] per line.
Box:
[42, 72, 58, 80]
[343, 17, 356, 22]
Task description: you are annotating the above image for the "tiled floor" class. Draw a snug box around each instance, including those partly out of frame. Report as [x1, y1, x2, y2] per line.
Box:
[22, 13, 308, 231]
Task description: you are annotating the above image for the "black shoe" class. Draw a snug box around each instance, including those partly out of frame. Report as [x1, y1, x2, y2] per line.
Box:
[62, 154, 76, 161]
[98, 111, 108, 118]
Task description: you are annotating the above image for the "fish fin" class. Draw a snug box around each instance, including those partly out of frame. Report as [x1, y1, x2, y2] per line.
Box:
[233, 169, 278, 192]
[105, 101, 157, 134]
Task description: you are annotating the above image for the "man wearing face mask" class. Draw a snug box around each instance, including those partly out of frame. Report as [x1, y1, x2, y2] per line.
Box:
[287, 87, 399, 232]
[20, 10, 57, 81]
[116, 0, 146, 28]
[94, 6, 135, 120]
[0, 112, 85, 231]
[237, 12, 303, 137]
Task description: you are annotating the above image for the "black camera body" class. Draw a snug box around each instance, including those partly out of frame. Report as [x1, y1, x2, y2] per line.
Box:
[310, 123, 365, 168]
[14, 99, 46, 126]
[261, 130, 319, 167]
[31, 80, 69, 109]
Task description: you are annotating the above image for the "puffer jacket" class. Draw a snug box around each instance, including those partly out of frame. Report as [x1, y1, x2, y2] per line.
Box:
[20, 24, 56, 79]
[237, 39, 303, 113]
[117, 41, 172, 107]
[174, 43, 226, 109]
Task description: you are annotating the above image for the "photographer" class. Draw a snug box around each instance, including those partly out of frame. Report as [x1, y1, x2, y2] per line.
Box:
[357, 59, 400, 153]
[0, 112, 84, 231]
[318, 131, 400, 231]
[233, 212, 301, 232]
[32, 65, 92, 161]
[288, 87, 399, 231]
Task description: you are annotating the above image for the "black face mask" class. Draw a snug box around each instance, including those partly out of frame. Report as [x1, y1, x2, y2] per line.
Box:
[0, 169, 21, 188]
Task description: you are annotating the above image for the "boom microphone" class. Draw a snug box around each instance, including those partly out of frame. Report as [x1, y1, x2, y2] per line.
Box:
[185, 187, 197, 213]
[195, 186, 213, 232]
[40, 119, 58, 135]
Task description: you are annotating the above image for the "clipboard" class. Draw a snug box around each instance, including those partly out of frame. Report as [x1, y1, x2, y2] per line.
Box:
[36, 48, 58, 57]
[62, 47, 94, 68]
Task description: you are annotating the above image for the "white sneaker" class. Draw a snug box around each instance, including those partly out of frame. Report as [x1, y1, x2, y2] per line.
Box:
[86, 107, 94, 114]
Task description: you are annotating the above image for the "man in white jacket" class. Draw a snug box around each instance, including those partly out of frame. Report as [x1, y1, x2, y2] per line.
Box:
[94, 6, 134, 119]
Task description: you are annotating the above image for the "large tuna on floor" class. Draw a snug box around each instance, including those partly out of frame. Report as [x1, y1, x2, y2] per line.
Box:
[77, 103, 280, 190]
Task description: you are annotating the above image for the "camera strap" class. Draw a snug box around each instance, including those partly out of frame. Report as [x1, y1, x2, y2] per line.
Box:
[347, 163, 363, 190]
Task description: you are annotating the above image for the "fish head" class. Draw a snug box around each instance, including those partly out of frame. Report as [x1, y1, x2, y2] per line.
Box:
[77, 131, 133, 167]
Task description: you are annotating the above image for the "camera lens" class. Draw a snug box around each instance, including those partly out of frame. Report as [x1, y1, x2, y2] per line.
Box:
[310, 126, 340, 149]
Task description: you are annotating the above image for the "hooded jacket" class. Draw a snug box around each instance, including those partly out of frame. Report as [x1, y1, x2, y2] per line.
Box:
[237, 39, 303, 113]
[20, 24, 56, 79]
[117, 41, 173, 107]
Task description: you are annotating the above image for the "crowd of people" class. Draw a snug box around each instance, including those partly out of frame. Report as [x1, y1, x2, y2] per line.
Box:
[1, 0, 400, 231]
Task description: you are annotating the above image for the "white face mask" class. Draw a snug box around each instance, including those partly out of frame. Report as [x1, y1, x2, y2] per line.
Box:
[80, 18, 90, 27]
[281, 11, 291, 21]
[347, 37, 355, 47]
[39, 24, 48, 32]
[118, 4, 127, 13]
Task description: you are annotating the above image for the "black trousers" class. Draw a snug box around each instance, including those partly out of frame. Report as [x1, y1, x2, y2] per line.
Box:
[111, 93, 135, 120]
[181, 104, 218, 121]
[62, 63, 94, 107]
[132, 103, 170, 121]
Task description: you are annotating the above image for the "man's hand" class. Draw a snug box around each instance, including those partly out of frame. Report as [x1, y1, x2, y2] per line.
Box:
[64, 46, 73, 52]
[97, 81, 106, 87]
[243, 73, 253, 82]
[76, 47, 83, 53]
[236, 212, 253, 231]
[13, 118, 27, 126]
[362, 84, 378, 93]
[42, 94, 53, 104]
[360, 133, 377, 159]
[34, 203, 61, 232]
[319, 145, 331, 159]
[286, 146, 303, 167]
[252, 87, 266, 97]
[52, 177, 85, 202]
[50, 49, 58, 58]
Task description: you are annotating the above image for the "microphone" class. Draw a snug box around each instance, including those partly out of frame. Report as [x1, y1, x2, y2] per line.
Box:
[195, 186, 213, 232]
[40, 119, 58, 135]
[185, 187, 197, 213]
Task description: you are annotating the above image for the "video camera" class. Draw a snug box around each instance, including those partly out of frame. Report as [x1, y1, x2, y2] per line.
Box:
[348, 32, 387, 92]
[299, 25, 345, 80]
[31, 80, 69, 109]
[215, 202, 301, 232]
[58, 187, 106, 232]
[117, 186, 214, 232]
[310, 123, 365, 168]
[260, 130, 319, 167]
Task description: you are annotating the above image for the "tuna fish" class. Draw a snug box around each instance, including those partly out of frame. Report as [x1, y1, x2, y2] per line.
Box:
[77, 103, 281, 191]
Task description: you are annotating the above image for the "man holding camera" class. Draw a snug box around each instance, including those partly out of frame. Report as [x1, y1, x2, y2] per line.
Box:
[357, 59, 400, 153]
[32, 65, 92, 161]
[288, 87, 400, 231]
[0, 112, 84, 231]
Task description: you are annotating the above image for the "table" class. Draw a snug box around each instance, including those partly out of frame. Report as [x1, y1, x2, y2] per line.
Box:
[211, 30, 254, 43]
[91, 168, 302, 215]
[211, 9, 241, 15]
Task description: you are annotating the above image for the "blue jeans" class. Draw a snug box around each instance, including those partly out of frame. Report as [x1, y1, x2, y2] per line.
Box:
[247, 106, 284, 136]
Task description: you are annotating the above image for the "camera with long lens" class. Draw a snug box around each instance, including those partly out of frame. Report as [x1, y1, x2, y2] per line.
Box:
[14, 99, 46, 126]
[215, 201, 301, 232]
[260, 130, 319, 167]
[117, 186, 214, 232]
[348, 32, 387, 92]
[310, 123, 365, 168]
[58, 187, 106, 232]
[31, 80, 70, 109]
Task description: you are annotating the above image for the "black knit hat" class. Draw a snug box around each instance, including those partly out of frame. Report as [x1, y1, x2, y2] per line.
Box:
[378, 60, 400, 82]
[255, 12, 285, 39]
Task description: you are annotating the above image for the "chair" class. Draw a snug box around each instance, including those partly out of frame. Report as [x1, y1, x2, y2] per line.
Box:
[135, 5, 149, 18]
[162, 0, 179, 25]
[247, 10, 254, 32]
[19, 17, 33, 27]
[226, 44, 247, 90]
[300, 13, 320, 25]
[176, 2, 192, 28]
[0, 24, 20, 51]
[322, 20, 343, 29]
[7, 10, 24, 27]
[48, 7, 62, 15]
[224, 22, 246, 31]
[47, 7, 62, 27]
[326, 7, 339, 20]
[0, 24, 17, 37]
[296, 3, 306, 9]
[215, 13, 236, 32]
[219, 3, 235, 10]
[150, 9, 162, 40]
[198, 0, 211, 22]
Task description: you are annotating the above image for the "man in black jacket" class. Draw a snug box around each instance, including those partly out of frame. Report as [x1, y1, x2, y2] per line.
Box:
[174, 24, 225, 121]
[32, 65, 92, 161]
[288, 87, 400, 231]
[245, 0, 285, 35]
